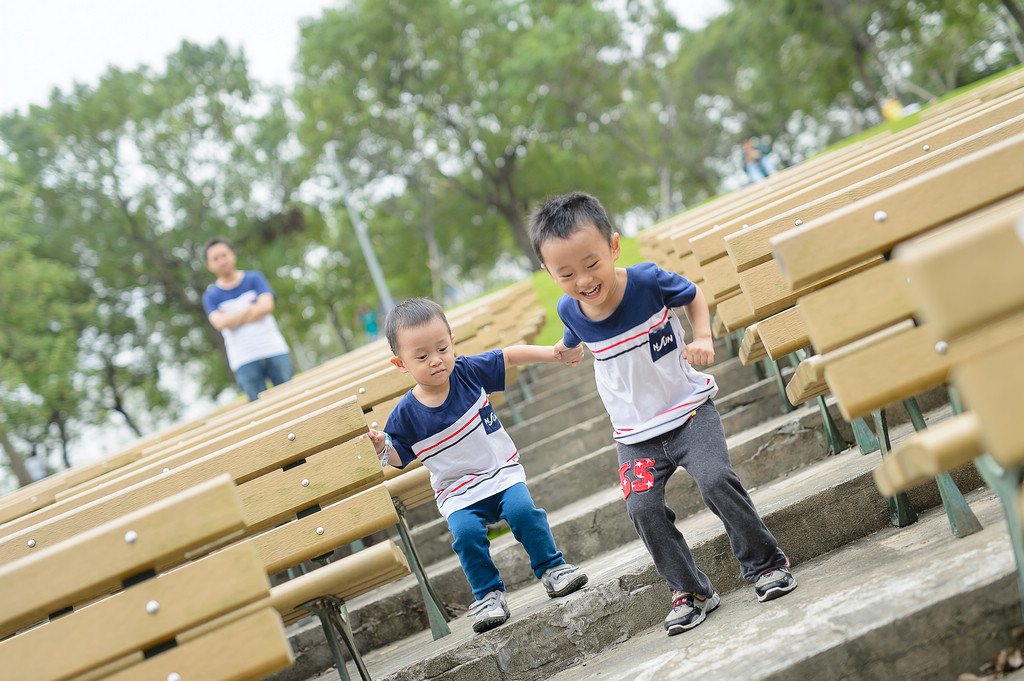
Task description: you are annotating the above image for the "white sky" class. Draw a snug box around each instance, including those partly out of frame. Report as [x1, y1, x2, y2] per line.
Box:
[0, 0, 726, 115]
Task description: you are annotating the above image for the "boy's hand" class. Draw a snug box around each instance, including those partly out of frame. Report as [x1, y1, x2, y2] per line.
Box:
[361, 429, 387, 455]
[684, 336, 715, 367]
[553, 339, 584, 366]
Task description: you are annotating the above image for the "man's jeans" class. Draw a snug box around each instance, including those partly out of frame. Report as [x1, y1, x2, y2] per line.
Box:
[234, 353, 293, 401]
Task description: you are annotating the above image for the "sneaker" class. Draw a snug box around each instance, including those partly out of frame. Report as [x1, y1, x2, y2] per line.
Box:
[541, 563, 588, 598]
[466, 590, 510, 633]
[755, 567, 797, 602]
[664, 590, 720, 635]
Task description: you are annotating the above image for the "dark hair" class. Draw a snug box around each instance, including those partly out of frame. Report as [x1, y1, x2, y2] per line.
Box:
[528, 191, 615, 264]
[202, 236, 235, 262]
[384, 298, 452, 355]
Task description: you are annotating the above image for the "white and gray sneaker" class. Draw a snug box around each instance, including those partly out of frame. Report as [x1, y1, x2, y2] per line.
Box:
[540, 563, 588, 598]
[755, 567, 797, 602]
[466, 589, 510, 633]
[664, 589, 721, 636]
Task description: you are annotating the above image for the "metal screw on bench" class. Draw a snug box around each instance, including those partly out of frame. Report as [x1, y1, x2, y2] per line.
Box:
[287, 433, 295, 441]
[935, 340, 949, 354]
[125, 530, 138, 544]
[795, 219, 803, 226]
[167, 674, 181, 681]
[359, 387, 366, 394]
[874, 210, 888, 223]
[316, 527, 325, 535]
[146, 600, 160, 614]
[301, 479, 310, 487]
[31, 496, 37, 502]
[371, 421, 378, 428]
[27, 539, 35, 548]
[923, 144, 931, 151]
[163, 468, 169, 473]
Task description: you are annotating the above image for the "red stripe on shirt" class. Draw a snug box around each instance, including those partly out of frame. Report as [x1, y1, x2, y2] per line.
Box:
[590, 308, 670, 354]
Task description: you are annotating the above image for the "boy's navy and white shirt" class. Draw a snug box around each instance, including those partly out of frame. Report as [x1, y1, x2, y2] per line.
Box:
[558, 262, 718, 445]
[384, 350, 526, 519]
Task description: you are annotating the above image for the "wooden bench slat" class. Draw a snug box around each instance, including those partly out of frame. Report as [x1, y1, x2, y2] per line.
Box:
[716, 293, 756, 333]
[740, 255, 883, 321]
[0, 475, 243, 638]
[772, 128, 1024, 289]
[724, 91, 1024, 273]
[237, 437, 383, 533]
[954, 337, 1024, 466]
[739, 324, 768, 365]
[252, 484, 399, 575]
[896, 194, 1024, 339]
[826, 324, 951, 420]
[797, 261, 914, 354]
[103, 608, 291, 681]
[0, 542, 268, 681]
[873, 413, 983, 496]
[756, 307, 810, 360]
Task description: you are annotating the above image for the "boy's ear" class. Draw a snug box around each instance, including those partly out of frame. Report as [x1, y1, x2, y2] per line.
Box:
[611, 232, 621, 261]
[390, 357, 408, 373]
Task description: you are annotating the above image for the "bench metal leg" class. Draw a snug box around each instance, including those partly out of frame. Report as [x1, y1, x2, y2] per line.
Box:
[851, 417, 880, 455]
[504, 393, 524, 425]
[768, 358, 796, 414]
[873, 409, 918, 527]
[815, 396, 848, 455]
[395, 513, 452, 640]
[518, 371, 535, 403]
[974, 454, 1024, 619]
[722, 325, 738, 359]
[902, 397, 982, 538]
[303, 596, 371, 681]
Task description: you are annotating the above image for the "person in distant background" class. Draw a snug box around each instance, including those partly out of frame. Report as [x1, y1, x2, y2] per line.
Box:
[202, 236, 293, 401]
[357, 303, 380, 341]
[741, 135, 777, 184]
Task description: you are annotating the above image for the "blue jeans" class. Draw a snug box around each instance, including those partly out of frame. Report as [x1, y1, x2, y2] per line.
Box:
[447, 482, 564, 600]
[234, 353, 293, 401]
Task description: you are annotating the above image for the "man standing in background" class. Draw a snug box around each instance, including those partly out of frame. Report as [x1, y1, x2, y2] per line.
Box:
[202, 236, 293, 401]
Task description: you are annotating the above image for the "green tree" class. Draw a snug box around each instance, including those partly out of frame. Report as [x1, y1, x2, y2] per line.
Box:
[295, 0, 630, 271]
[0, 41, 312, 457]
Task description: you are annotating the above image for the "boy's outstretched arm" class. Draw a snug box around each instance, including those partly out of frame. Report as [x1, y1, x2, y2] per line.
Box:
[362, 428, 402, 467]
[681, 285, 715, 367]
[503, 343, 584, 368]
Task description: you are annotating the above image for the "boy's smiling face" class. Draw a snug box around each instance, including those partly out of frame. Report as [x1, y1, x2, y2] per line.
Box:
[540, 223, 622, 315]
[391, 316, 456, 391]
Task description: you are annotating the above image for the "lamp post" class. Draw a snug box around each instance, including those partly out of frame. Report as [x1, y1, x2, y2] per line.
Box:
[325, 141, 395, 314]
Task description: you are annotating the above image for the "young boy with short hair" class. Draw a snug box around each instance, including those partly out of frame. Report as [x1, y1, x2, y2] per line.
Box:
[530, 191, 796, 636]
[364, 297, 588, 633]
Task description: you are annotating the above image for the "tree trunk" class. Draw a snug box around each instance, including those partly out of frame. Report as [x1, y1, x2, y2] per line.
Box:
[104, 358, 144, 437]
[0, 427, 32, 487]
[1001, 0, 1024, 38]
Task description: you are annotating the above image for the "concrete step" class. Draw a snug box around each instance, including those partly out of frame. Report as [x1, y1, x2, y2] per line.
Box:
[304, 428, 987, 681]
[404, 395, 856, 578]
[540, 488, 1016, 681]
[271, 404, 984, 680]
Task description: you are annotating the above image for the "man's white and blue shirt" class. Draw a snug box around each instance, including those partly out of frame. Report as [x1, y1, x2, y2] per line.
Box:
[558, 262, 718, 445]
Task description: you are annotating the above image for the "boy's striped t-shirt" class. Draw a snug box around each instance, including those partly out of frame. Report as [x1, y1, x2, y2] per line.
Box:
[385, 351, 526, 519]
[558, 262, 718, 445]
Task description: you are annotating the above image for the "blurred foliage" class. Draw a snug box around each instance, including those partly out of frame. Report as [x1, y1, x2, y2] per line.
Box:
[0, 0, 1020, 484]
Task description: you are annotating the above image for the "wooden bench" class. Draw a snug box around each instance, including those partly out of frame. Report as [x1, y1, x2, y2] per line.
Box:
[0, 475, 295, 681]
[0, 397, 433, 680]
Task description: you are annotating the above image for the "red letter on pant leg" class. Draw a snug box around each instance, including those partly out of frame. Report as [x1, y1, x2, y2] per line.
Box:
[618, 463, 632, 500]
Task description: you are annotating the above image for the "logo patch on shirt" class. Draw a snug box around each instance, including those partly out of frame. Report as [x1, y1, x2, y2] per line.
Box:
[479, 404, 502, 434]
[649, 322, 677, 362]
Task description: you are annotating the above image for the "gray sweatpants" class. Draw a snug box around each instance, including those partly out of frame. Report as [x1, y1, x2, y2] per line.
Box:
[616, 400, 787, 595]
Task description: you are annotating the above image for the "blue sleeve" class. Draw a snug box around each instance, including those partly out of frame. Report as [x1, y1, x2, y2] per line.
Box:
[457, 351, 506, 394]
[651, 264, 697, 308]
[556, 296, 583, 348]
[248, 271, 275, 298]
[202, 287, 217, 316]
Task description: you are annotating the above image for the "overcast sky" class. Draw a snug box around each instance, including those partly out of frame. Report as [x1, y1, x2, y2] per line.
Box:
[0, 0, 726, 115]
